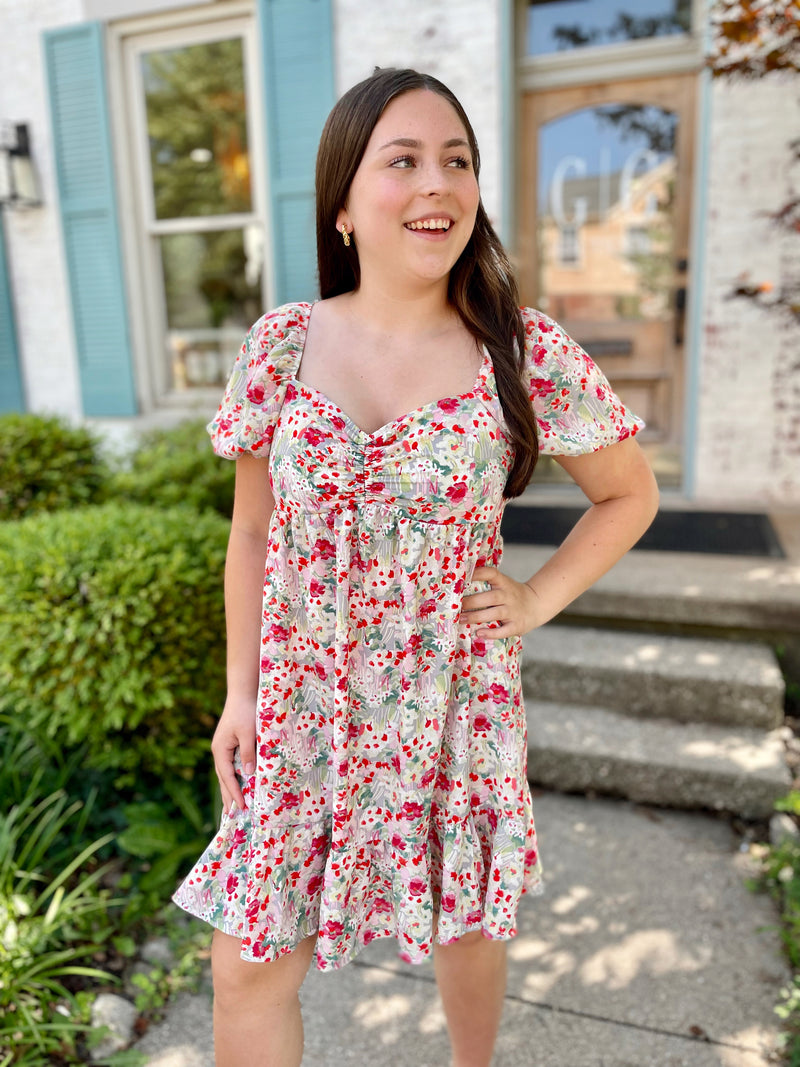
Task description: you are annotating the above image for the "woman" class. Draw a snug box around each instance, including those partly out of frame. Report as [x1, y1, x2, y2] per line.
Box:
[172, 67, 659, 1067]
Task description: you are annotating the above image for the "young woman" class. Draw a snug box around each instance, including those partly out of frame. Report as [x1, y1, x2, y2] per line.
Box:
[172, 68, 659, 1067]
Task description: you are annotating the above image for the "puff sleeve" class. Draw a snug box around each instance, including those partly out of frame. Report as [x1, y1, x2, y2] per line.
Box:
[521, 307, 645, 456]
[207, 304, 307, 459]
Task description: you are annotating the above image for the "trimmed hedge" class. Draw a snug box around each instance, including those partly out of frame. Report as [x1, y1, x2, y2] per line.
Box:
[108, 418, 235, 517]
[0, 413, 107, 520]
[0, 502, 229, 784]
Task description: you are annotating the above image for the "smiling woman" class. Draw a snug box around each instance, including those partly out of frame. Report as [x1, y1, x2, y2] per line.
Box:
[170, 66, 659, 1067]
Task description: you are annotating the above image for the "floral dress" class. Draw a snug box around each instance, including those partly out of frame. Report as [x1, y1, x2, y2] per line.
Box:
[171, 302, 643, 972]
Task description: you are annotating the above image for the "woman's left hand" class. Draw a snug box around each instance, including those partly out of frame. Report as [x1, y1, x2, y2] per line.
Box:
[459, 565, 547, 639]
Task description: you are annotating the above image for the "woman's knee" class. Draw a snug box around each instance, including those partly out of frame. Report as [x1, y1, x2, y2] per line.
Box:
[211, 929, 317, 1003]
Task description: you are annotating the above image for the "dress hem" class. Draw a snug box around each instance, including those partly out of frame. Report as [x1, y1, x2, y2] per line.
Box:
[170, 878, 545, 973]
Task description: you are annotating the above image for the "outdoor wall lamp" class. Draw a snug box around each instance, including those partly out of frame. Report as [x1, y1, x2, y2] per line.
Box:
[0, 123, 42, 208]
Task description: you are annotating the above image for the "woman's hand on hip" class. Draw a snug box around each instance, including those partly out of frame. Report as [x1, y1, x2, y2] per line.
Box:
[211, 694, 257, 814]
[459, 565, 548, 639]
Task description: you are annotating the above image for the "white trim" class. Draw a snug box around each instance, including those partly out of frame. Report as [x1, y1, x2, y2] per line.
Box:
[107, 2, 270, 412]
[518, 0, 706, 90]
[108, 0, 253, 38]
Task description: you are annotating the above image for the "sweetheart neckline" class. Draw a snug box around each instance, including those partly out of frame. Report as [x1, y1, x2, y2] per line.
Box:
[286, 302, 492, 441]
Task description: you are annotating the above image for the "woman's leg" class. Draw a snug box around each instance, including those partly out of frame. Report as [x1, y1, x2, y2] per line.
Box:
[211, 928, 317, 1067]
[433, 930, 508, 1067]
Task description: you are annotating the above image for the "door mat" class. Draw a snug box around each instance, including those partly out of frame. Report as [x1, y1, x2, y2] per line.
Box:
[500, 507, 785, 558]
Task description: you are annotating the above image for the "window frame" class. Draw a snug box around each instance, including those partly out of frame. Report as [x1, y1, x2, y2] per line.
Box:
[516, 0, 707, 91]
[107, 2, 273, 413]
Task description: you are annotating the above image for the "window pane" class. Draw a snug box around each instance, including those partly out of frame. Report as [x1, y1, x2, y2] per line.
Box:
[160, 227, 263, 389]
[537, 103, 678, 443]
[526, 0, 692, 56]
[142, 38, 252, 220]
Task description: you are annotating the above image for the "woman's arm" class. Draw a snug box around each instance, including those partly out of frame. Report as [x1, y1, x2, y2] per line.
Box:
[211, 454, 275, 814]
[461, 437, 659, 638]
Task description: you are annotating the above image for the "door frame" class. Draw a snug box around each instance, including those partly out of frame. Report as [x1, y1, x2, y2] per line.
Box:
[511, 0, 709, 494]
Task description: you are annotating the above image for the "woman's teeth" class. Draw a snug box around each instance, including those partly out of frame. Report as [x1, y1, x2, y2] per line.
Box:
[405, 219, 451, 230]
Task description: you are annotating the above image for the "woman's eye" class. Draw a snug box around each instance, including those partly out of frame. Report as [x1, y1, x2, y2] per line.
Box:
[389, 155, 415, 168]
[448, 156, 471, 169]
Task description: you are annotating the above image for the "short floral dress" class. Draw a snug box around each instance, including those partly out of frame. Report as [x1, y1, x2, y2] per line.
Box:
[172, 302, 643, 972]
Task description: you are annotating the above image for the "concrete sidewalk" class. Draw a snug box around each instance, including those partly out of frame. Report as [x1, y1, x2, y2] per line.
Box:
[135, 788, 790, 1067]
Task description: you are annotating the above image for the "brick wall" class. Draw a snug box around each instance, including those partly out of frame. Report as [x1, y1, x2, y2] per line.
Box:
[694, 69, 800, 505]
[333, 0, 503, 230]
[0, 0, 84, 420]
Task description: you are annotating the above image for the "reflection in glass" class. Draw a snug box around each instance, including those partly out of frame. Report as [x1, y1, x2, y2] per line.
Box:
[538, 103, 676, 322]
[536, 102, 679, 474]
[160, 228, 263, 389]
[142, 38, 251, 220]
[527, 0, 691, 56]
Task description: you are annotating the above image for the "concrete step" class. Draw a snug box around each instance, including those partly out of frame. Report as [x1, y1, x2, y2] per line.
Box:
[526, 699, 791, 819]
[521, 624, 785, 729]
[501, 543, 800, 638]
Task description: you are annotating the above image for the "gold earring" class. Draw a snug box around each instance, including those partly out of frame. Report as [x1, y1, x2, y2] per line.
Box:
[341, 225, 351, 247]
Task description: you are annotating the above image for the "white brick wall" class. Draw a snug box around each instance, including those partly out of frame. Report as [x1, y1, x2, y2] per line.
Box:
[332, 0, 503, 231]
[0, 0, 85, 421]
[694, 69, 800, 505]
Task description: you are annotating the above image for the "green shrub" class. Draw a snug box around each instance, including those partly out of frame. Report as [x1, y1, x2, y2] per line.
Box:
[0, 502, 229, 787]
[0, 778, 123, 1065]
[108, 419, 234, 517]
[0, 413, 107, 520]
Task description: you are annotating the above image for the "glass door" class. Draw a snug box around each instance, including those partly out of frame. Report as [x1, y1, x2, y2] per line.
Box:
[517, 73, 697, 487]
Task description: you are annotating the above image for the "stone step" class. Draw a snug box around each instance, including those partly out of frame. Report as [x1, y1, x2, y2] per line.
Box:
[526, 699, 791, 819]
[501, 543, 800, 638]
[521, 624, 784, 729]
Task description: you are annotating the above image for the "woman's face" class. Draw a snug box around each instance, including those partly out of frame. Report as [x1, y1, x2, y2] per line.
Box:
[337, 89, 480, 293]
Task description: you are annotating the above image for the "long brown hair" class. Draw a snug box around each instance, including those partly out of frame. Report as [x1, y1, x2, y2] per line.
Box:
[315, 68, 538, 497]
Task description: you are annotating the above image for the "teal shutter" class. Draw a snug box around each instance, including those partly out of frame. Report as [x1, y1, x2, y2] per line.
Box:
[43, 22, 137, 416]
[0, 214, 25, 411]
[257, 0, 335, 304]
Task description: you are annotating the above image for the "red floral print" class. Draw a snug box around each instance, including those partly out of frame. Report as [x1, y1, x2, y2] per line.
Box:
[172, 302, 643, 972]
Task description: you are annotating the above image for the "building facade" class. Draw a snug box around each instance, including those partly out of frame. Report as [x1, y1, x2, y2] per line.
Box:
[0, 0, 798, 506]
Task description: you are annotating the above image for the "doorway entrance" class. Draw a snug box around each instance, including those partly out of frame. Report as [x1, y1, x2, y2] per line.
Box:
[517, 70, 697, 488]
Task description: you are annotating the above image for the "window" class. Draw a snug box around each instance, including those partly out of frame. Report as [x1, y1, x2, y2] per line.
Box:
[526, 0, 692, 57]
[122, 13, 268, 401]
[559, 224, 580, 264]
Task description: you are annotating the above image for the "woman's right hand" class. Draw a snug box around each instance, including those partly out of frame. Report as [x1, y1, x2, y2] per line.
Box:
[211, 694, 258, 814]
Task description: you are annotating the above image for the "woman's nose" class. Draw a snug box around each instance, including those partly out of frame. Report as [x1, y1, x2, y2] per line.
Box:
[417, 160, 449, 195]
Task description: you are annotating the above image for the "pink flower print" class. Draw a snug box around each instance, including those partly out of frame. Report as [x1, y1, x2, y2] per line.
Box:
[408, 877, 427, 896]
[440, 892, 456, 913]
[314, 538, 336, 561]
[309, 578, 326, 598]
[446, 482, 468, 503]
[400, 800, 425, 821]
[225, 873, 238, 897]
[246, 380, 265, 403]
[302, 425, 327, 446]
[280, 791, 301, 810]
[268, 623, 290, 643]
[307, 874, 324, 896]
[530, 377, 556, 397]
[437, 397, 461, 413]
[321, 919, 344, 939]
[309, 834, 329, 857]
[473, 713, 491, 733]
[489, 683, 509, 703]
